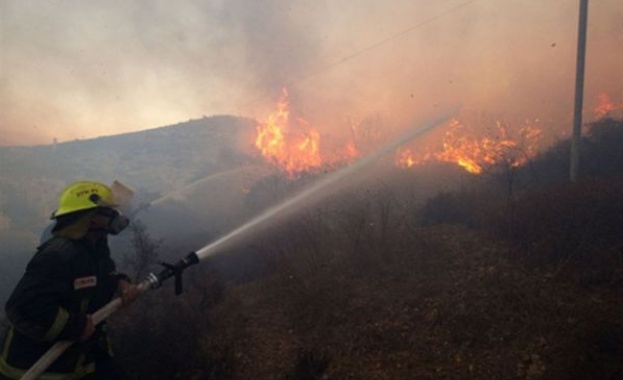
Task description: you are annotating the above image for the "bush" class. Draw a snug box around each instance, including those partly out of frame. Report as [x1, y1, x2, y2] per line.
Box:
[419, 189, 497, 228]
[504, 179, 623, 281]
[585, 117, 623, 179]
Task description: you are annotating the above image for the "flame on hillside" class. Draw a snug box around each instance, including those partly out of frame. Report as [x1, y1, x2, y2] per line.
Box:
[395, 148, 418, 169]
[594, 93, 619, 119]
[396, 119, 542, 174]
[256, 89, 547, 177]
[254, 89, 358, 177]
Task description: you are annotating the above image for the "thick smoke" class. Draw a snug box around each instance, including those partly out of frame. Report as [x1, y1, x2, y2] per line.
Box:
[1, 0, 622, 145]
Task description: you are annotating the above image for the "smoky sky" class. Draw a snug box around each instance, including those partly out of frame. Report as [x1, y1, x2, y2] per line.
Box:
[1, 0, 622, 145]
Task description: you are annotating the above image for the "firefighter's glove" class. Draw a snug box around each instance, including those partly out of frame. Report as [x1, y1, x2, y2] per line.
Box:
[78, 315, 95, 342]
[118, 280, 141, 306]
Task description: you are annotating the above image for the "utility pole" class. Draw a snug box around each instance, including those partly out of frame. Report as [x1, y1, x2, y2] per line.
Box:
[570, 0, 589, 181]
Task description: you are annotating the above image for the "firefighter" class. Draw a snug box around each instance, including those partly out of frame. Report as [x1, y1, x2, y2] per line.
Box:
[0, 181, 141, 379]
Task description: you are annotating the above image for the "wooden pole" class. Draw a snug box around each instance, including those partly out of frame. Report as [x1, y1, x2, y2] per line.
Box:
[570, 0, 589, 181]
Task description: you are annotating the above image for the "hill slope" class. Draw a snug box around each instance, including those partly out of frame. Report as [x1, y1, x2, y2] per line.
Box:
[112, 224, 623, 379]
[0, 115, 256, 234]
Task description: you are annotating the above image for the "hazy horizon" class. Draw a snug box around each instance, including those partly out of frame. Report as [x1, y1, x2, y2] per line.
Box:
[1, 0, 622, 146]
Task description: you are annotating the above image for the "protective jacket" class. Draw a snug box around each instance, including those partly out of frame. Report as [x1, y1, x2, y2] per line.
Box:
[0, 237, 127, 379]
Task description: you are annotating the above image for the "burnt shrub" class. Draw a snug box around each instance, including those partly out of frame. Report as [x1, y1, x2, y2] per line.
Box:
[109, 270, 232, 380]
[584, 117, 623, 179]
[419, 189, 497, 228]
[517, 117, 623, 189]
[286, 349, 330, 380]
[503, 179, 623, 280]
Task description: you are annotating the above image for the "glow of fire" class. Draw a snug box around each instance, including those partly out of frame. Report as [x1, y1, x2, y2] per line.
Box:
[396, 119, 542, 175]
[254, 89, 358, 177]
[256, 89, 547, 177]
[395, 148, 417, 168]
[595, 93, 615, 119]
[345, 141, 359, 160]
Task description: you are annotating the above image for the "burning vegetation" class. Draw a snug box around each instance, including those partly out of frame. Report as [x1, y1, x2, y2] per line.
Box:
[254, 91, 621, 178]
[254, 89, 359, 177]
[255, 89, 548, 177]
[395, 119, 542, 174]
[594, 92, 621, 119]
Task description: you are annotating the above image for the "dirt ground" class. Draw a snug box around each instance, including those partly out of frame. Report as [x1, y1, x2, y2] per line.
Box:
[207, 225, 623, 379]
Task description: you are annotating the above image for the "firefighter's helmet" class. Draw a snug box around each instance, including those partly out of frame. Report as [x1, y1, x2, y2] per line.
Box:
[52, 181, 119, 219]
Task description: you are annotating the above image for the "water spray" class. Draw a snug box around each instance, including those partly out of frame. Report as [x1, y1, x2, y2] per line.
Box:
[128, 166, 256, 220]
[148, 167, 253, 207]
[20, 108, 457, 380]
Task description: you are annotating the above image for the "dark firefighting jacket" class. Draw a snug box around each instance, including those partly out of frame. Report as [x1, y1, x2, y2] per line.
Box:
[0, 236, 127, 379]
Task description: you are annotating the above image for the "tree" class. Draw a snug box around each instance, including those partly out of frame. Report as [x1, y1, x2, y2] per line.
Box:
[123, 219, 162, 282]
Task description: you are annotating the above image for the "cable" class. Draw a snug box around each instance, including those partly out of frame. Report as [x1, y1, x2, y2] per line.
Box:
[294, 0, 483, 85]
[236, 0, 484, 111]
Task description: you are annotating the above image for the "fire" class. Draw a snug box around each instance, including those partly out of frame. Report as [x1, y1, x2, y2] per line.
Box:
[395, 148, 416, 168]
[396, 148, 430, 169]
[397, 119, 542, 175]
[345, 140, 359, 160]
[595, 93, 616, 119]
[255, 89, 544, 177]
[254, 89, 356, 177]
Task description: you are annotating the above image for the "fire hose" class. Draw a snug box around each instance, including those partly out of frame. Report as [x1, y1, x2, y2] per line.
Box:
[19, 108, 457, 379]
[19, 252, 200, 380]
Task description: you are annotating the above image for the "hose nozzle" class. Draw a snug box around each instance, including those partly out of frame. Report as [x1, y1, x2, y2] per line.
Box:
[146, 252, 199, 295]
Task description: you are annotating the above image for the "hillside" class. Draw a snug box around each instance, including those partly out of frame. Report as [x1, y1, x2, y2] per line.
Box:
[209, 225, 622, 379]
[111, 221, 622, 380]
[0, 115, 258, 316]
[0, 115, 256, 235]
[2, 117, 622, 379]
[107, 117, 623, 379]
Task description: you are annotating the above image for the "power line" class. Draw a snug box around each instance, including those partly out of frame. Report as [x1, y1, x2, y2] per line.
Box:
[236, 0, 484, 111]
[292, 0, 483, 85]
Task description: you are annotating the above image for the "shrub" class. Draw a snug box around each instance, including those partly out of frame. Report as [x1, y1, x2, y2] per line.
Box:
[504, 179, 623, 280]
[419, 189, 497, 228]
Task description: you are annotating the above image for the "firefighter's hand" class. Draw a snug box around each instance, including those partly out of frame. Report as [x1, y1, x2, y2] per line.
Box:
[78, 315, 95, 342]
[118, 280, 140, 306]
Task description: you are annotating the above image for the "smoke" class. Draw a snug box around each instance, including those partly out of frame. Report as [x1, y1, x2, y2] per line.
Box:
[216, 1, 325, 95]
[1, 0, 622, 145]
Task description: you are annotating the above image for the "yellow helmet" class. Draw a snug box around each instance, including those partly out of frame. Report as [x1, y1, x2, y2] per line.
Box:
[52, 181, 119, 219]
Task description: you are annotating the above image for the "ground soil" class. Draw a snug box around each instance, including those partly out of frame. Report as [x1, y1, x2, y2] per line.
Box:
[207, 225, 623, 379]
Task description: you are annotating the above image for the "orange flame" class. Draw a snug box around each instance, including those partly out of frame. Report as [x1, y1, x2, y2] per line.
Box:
[595, 93, 615, 118]
[256, 90, 544, 177]
[395, 148, 415, 168]
[397, 119, 541, 175]
[255, 89, 347, 177]
[345, 140, 360, 159]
